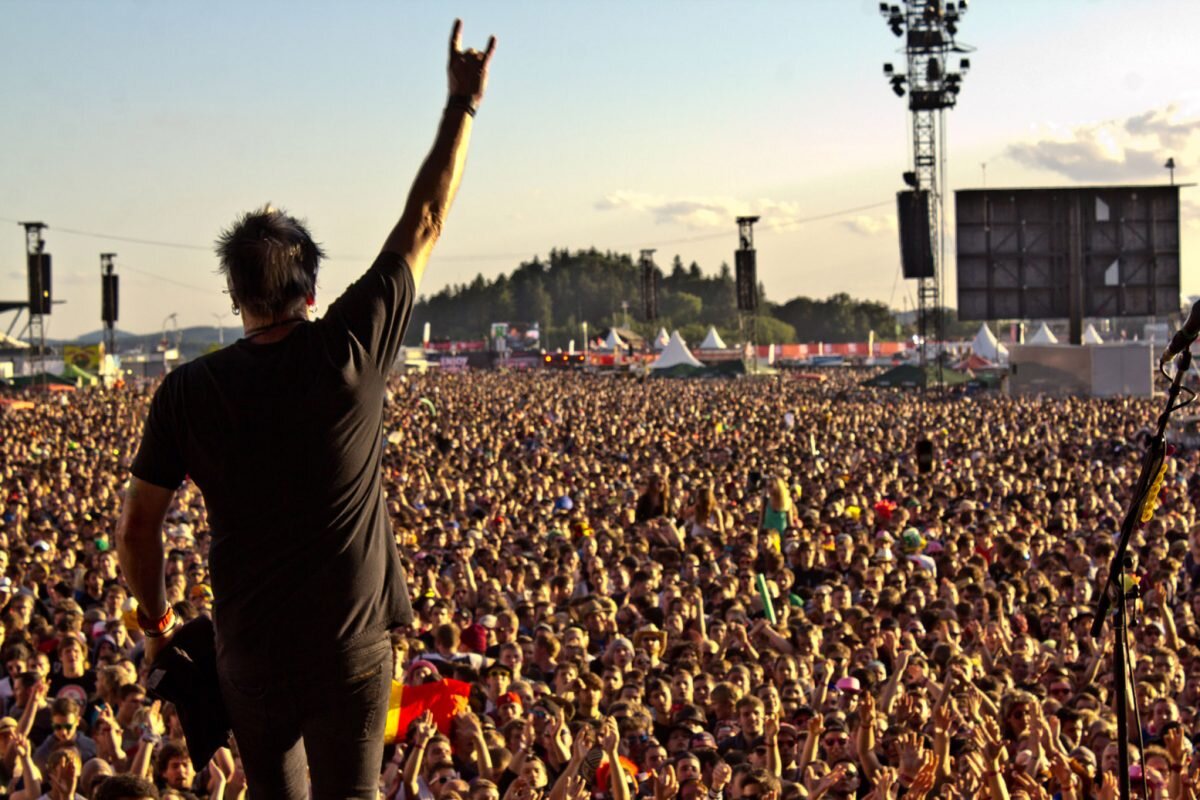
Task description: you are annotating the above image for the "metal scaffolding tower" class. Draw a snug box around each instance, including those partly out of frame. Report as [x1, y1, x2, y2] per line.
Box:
[880, 1, 973, 381]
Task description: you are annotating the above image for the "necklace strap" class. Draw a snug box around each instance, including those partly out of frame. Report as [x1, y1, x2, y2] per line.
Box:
[242, 318, 306, 341]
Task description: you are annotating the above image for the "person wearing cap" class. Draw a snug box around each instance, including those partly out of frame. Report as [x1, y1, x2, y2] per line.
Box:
[482, 662, 512, 716]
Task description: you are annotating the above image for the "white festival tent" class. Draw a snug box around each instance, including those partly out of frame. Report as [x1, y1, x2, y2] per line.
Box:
[697, 326, 727, 350]
[654, 328, 670, 350]
[971, 323, 1009, 363]
[651, 331, 703, 369]
[599, 329, 626, 351]
[1083, 324, 1104, 344]
[1027, 322, 1058, 344]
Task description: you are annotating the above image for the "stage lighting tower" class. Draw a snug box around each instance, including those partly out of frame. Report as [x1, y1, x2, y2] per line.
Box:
[879, 1, 974, 377]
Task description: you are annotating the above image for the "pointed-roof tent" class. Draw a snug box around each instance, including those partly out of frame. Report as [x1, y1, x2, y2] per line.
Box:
[600, 329, 626, 351]
[1083, 323, 1104, 344]
[654, 328, 670, 351]
[971, 323, 1008, 362]
[651, 331, 703, 369]
[1028, 322, 1058, 344]
[698, 326, 727, 350]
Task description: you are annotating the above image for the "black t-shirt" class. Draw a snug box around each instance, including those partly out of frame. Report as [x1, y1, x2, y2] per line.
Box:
[48, 669, 96, 706]
[132, 251, 416, 678]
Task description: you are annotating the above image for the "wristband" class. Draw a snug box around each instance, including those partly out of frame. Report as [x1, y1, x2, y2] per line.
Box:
[137, 606, 176, 638]
[446, 95, 478, 117]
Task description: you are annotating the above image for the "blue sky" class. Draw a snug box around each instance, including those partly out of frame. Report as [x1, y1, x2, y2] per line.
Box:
[2, 0, 1198, 338]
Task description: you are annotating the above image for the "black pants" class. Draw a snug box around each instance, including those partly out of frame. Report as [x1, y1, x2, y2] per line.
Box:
[218, 635, 391, 800]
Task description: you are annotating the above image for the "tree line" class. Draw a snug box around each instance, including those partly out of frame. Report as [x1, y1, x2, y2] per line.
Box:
[406, 248, 974, 347]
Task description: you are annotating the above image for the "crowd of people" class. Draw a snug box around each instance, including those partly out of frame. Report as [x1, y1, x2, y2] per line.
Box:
[1, 368, 1199, 799]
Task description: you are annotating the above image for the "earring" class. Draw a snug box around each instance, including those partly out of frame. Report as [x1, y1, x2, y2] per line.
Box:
[231, 303, 240, 316]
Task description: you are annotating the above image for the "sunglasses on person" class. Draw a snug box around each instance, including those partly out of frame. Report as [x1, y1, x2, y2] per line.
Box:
[823, 735, 849, 747]
[52, 722, 74, 731]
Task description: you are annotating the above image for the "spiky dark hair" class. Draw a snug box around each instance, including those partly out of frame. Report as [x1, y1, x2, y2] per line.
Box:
[216, 204, 324, 317]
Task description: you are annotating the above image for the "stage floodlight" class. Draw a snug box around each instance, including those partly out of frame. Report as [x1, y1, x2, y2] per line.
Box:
[959, 58, 970, 73]
[879, 2, 889, 14]
[903, 171, 918, 188]
[883, 62, 894, 75]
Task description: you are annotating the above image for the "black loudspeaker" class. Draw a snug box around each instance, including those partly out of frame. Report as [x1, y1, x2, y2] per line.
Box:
[897, 190, 934, 279]
[916, 438, 935, 474]
[102, 273, 119, 324]
[735, 249, 758, 312]
[27, 253, 51, 314]
[642, 263, 659, 321]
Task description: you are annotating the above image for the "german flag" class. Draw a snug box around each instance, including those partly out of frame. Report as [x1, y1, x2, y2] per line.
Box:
[385, 678, 472, 744]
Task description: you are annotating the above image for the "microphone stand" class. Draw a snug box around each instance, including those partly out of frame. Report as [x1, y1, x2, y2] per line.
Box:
[1090, 350, 1193, 800]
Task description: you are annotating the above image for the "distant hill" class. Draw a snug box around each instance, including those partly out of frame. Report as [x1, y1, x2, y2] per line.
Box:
[46, 326, 242, 360]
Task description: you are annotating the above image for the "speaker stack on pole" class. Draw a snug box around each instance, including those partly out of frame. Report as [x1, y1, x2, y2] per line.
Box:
[896, 190, 935, 280]
[19, 222, 50, 385]
[101, 253, 119, 358]
[735, 216, 760, 313]
[27, 252, 52, 314]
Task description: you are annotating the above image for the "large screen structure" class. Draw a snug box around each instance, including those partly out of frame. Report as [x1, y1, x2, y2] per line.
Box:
[956, 186, 1181, 342]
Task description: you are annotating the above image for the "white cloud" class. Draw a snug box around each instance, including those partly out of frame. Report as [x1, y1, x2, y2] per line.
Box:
[595, 191, 818, 232]
[1004, 104, 1200, 182]
[840, 214, 897, 237]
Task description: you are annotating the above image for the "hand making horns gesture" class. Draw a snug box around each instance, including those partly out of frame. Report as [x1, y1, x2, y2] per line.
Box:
[448, 19, 497, 106]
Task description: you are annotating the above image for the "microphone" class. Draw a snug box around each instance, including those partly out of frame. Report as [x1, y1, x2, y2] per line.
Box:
[1160, 299, 1200, 366]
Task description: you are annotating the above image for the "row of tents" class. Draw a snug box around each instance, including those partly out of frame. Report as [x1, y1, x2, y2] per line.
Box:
[969, 322, 1105, 363]
[598, 326, 729, 353]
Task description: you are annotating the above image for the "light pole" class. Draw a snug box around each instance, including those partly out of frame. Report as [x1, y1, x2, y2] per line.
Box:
[212, 312, 227, 346]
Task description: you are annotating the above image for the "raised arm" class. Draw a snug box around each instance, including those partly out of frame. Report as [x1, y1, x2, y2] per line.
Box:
[382, 19, 497, 286]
